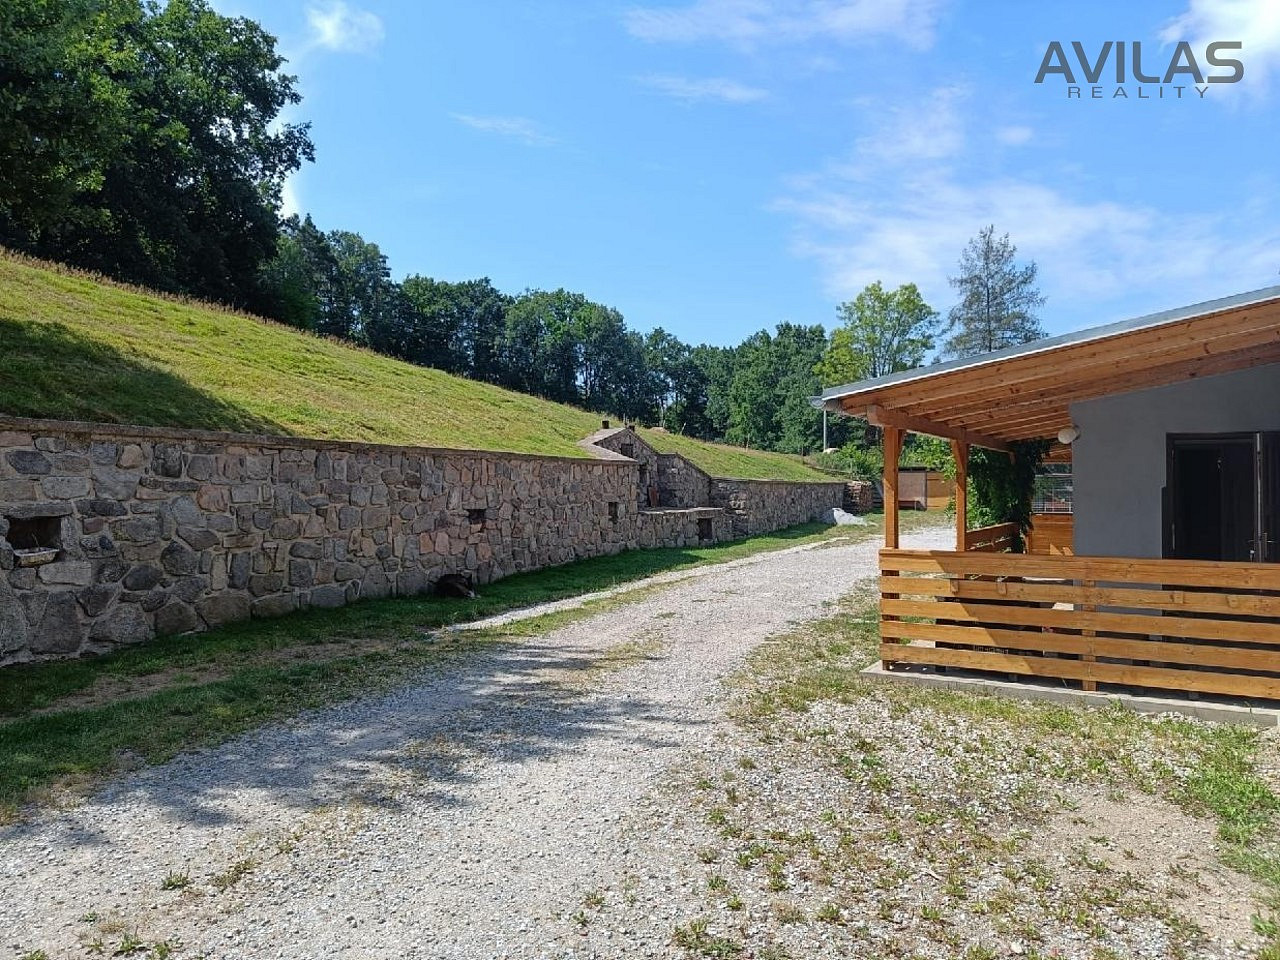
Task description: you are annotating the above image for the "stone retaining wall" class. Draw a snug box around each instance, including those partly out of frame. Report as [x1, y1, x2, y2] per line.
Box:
[709, 478, 848, 538]
[0, 418, 843, 664]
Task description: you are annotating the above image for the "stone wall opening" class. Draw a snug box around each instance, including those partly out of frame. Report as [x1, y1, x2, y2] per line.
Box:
[608, 502, 619, 522]
[466, 508, 487, 527]
[4, 514, 62, 566]
[697, 517, 712, 542]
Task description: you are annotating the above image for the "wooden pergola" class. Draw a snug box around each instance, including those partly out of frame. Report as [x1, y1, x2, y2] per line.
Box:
[813, 285, 1280, 703]
[817, 286, 1280, 550]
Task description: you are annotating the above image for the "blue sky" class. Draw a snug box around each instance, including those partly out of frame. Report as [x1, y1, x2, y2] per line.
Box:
[215, 0, 1280, 348]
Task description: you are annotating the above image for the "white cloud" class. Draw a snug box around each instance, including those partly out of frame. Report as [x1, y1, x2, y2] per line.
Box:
[638, 74, 769, 103]
[995, 124, 1034, 146]
[305, 1, 384, 54]
[624, 0, 944, 50]
[1161, 0, 1280, 95]
[280, 176, 301, 218]
[775, 88, 1280, 325]
[451, 114, 557, 147]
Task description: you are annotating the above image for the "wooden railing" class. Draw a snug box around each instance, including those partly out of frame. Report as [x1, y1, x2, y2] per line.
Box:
[879, 549, 1280, 700]
[1027, 514, 1073, 555]
[963, 522, 1018, 552]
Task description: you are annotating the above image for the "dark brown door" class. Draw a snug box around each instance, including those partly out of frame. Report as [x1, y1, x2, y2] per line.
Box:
[1260, 432, 1280, 562]
[1166, 434, 1258, 562]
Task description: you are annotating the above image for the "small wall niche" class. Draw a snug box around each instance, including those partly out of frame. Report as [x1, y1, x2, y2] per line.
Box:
[466, 508, 487, 527]
[608, 502, 619, 522]
[697, 517, 713, 542]
[4, 514, 62, 566]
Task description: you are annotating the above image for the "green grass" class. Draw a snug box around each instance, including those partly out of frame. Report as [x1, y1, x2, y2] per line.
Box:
[734, 590, 1280, 955]
[0, 250, 828, 480]
[0, 519, 864, 818]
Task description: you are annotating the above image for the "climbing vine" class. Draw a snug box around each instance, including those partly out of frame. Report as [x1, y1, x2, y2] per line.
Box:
[967, 439, 1050, 552]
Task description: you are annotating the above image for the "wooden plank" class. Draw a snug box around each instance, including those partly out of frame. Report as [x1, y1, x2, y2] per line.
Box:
[878, 576, 1280, 618]
[881, 597, 1280, 646]
[880, 621, 1280, 673]
[883, 426, 901, 550]
[952, 439, 968, 553]
[877, 550, 1280, 591]
[1080, 578, 1097, 692]
[907, 339, 1280, 426]
[867, 404, 1011, 452]
[964, 523, 1017, 552]
[1027, 515, 1073, 556]
[879, 643, 1280, 700]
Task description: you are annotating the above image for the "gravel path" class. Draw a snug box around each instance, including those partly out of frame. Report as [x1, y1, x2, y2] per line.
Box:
[0, 525, 950, 960]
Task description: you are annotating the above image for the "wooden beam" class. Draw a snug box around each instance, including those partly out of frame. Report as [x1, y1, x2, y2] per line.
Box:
[951, 439, 968, 552]
[866, 404, 1012, 452]
[883, 425, 902, 549]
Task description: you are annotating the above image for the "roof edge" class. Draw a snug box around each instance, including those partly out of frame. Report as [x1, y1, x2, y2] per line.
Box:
[819, 283, 1280, 403]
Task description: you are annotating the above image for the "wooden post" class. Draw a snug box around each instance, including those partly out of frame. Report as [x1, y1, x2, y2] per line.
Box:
[1081, 579, 1097, 692]
[883, 426, 902, 549]
[951, 439, 968, 552]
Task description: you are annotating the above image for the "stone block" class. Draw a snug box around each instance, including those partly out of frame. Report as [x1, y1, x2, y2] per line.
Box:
[169, 576, 207, 603]
[117, 444, 146, 469]
[308, 584, 347, 609]
[155, 601, 200, 635]
[152, 444, 183, 478]
[91, 604, 152, 645]
[161, 542, 198, 576]
[178, 527, 219, 551]
[288, 559, 315, 588]
[334, 562, 363, 582]
[252, 594, 296, 618]
[6, 450, 51, 475]
[249, 573, 285, 596]
[0, 577, 28, 654]
[117, 517, 162, 543]
[197, 485, 229, 511]
[289, 541, 323, 560]
[30, 592, 81, 654]
[123, 564, 163, 591]
[228, 552, 251, 590]
[269, 518, 300, 540]
[196, 593, 250, 627]
[185, 454, 216, 481]
[77, 584, 120, 616]
[38, 561, 94, 586]
[89, 442, 119, 465]
[41, 476, 92, 499]
[0, 478, 37, 500]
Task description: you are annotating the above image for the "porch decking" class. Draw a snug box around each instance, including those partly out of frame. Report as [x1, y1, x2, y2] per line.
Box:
[879, 547, 1280, 701]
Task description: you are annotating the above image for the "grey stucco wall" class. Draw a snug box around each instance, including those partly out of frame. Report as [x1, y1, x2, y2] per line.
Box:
[1071, 362, 1280, 558]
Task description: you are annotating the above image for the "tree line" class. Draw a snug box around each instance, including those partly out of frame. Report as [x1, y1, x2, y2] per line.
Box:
[1, 0, 1047, 461]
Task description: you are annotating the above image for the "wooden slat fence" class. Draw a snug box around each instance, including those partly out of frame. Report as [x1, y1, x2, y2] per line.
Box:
[879, 549, 1280, 700]
[963, 522, 1018, 553]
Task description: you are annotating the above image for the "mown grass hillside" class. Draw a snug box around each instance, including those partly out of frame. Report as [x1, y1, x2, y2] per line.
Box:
[0, 253, 827, 481]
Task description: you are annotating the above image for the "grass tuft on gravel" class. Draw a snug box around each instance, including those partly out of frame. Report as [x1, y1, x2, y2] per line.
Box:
[0, 520, 860, 820]
[715, 590, 1280, 958]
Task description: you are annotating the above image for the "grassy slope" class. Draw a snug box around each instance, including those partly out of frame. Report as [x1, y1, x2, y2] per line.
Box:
[0, 253, 827, 481]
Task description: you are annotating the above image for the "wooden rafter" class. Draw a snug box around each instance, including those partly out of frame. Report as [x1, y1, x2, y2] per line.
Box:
[865, 405, 1012, 452]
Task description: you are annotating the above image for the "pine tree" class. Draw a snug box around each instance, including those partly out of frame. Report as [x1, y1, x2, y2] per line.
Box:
[943, 226, 1046, 357]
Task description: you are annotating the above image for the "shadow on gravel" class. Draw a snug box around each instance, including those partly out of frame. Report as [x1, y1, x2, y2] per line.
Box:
[4, 639, 694, 840]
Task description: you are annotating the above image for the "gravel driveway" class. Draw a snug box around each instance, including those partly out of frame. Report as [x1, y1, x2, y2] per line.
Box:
[1, 524, 950, 960]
